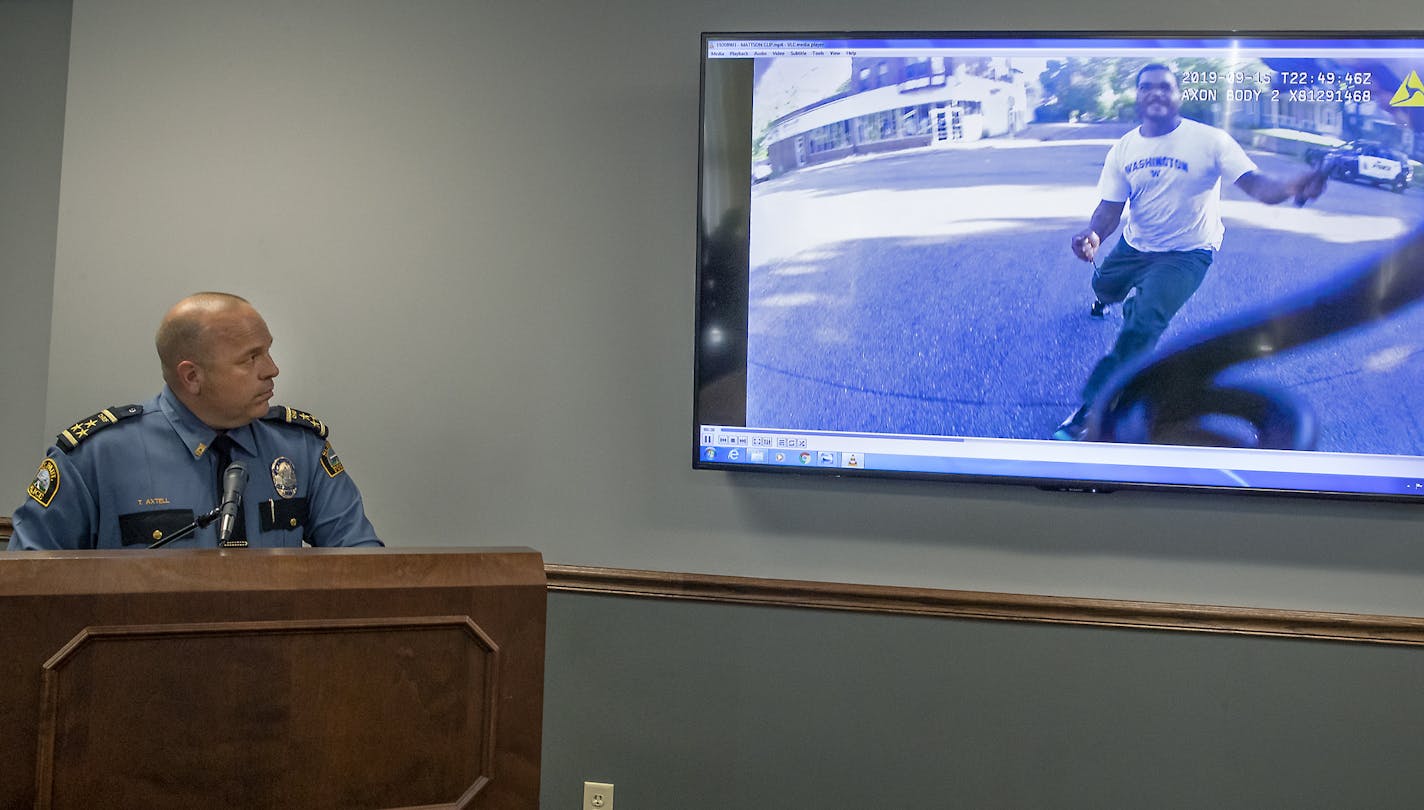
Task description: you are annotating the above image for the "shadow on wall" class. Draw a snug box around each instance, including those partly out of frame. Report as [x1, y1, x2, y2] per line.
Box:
[724, 467, 1424, 577]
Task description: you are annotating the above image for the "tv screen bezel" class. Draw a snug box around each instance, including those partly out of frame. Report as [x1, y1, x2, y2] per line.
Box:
[693, 29, 1424, 503]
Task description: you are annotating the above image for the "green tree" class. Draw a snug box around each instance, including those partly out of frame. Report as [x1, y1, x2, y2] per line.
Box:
[1037, 58, 1111, 122]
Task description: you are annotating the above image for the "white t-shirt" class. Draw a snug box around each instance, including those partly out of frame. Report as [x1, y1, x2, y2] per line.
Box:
[1096, 118, 1257, 252]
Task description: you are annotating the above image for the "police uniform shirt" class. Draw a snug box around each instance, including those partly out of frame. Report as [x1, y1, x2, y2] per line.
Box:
[8, 387, 382, 550]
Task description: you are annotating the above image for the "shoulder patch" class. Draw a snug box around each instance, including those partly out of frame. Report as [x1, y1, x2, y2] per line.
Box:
[28, 458, 61, 507]
[56, 404, 144, 453]
[320, 441, 346, 478]
[262, 406, 330, 439]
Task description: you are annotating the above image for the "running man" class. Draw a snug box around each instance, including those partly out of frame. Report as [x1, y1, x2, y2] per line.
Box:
[1054, 63, 1330, 441]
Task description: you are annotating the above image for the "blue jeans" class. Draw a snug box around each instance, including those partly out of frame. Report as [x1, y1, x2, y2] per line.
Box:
[1081, 239, 1213, 404]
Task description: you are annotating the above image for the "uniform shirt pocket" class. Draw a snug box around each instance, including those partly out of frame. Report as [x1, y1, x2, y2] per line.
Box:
[119, 509, 195, 547]
[259, 497, 309, 536]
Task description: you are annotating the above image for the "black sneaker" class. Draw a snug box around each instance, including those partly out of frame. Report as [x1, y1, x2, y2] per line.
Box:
[1052, 405, 1090, 441]
[1089, 300, 1109, 318]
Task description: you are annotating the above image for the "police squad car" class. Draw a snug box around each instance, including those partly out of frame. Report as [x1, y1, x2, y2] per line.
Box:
[1306, 140, 1414, 193]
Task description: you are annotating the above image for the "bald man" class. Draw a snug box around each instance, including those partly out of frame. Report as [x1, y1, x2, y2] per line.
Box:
[9, 292, 382, 550]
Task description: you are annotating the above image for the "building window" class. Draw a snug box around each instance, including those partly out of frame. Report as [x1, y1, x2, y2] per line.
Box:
[901, 106, 930, 136]
[806, 120, 851, 155]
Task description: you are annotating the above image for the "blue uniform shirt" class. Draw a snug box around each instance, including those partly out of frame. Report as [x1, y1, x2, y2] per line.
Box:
[8, 388, 382, 550]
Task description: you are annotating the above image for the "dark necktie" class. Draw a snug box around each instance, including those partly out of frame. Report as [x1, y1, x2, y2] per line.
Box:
[209, 433, 246, 542]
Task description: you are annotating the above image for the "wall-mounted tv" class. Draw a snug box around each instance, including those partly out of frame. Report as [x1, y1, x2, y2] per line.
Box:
[695, 31, 1424, 501]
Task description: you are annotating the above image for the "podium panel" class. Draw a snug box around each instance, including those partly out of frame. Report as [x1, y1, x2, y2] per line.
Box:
[0, 547, 545, 810]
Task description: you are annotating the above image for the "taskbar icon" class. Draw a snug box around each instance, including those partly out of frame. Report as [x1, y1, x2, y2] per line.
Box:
[702, 443, 866, 471]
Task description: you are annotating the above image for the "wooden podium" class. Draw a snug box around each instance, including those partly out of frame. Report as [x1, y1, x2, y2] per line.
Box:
[0, 547, 546, 809]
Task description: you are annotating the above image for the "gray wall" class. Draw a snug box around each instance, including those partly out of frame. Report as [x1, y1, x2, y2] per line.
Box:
[0, 0, 68, 495]
[543, 592, 1424, 809]
[26, 0, 1424, 615]
[6, 2, 1424, 806]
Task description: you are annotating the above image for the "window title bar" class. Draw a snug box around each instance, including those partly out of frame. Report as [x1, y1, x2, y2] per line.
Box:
[705, 35, 1424, 59]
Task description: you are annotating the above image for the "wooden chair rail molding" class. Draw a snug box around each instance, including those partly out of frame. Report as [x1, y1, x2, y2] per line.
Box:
[545, 564, 1424, 647]
[2, 527, 1416, 645]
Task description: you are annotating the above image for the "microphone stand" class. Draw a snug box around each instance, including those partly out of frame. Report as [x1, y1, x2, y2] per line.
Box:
[148, 506, 222, 549]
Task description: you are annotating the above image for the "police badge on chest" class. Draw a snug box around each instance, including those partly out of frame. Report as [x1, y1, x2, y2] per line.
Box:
[261, 456, 308, 533]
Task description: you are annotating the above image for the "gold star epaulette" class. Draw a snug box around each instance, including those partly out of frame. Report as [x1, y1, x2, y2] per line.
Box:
[57, 404, 144, 452]
[262, 406, 330, 439]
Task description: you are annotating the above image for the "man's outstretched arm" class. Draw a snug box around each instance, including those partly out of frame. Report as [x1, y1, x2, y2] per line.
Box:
[1236, 168, 1329, 206]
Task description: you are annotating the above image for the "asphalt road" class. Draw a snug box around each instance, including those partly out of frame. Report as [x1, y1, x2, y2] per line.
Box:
[745, 128, 1424, 455]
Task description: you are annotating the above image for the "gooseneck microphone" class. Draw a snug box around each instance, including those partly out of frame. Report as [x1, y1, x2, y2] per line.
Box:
[216, 461, 248, 547]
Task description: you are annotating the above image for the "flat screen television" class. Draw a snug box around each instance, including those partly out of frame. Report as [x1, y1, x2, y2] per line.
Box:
[695, 31, 1424, 501]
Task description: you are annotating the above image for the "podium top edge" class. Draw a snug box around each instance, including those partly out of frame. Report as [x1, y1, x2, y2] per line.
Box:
[0, 546, 547, 596]
[2, 545, 541, 558]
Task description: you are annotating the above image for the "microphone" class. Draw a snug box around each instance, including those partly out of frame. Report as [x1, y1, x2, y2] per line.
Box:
[216, 461, 248, 548]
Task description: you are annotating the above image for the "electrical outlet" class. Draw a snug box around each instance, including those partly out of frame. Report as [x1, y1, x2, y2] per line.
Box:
[582, 781, 614, 810]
